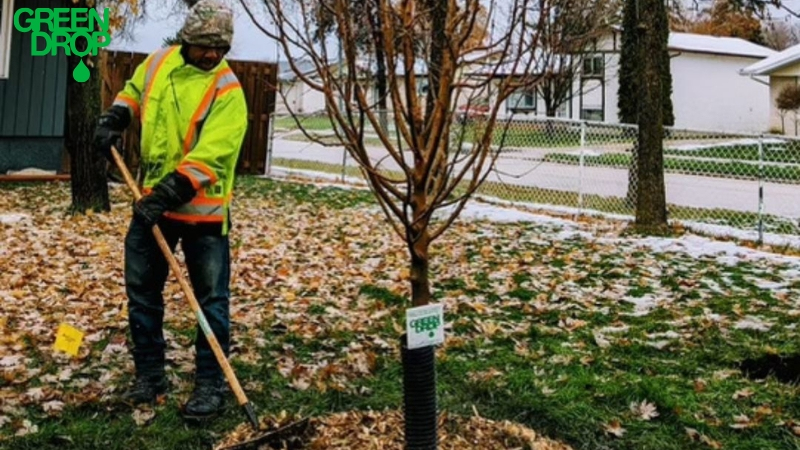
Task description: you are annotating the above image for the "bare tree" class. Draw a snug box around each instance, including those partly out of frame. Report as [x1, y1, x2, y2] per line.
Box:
[762, 20, 800, 50]
[237, 0, 551, 446]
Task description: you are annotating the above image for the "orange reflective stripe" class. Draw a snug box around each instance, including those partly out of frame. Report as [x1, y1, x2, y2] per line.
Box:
[216, 83, 240, 99]
[182, 81, 219, 154]
[182, 68, 240, 154]
[141, 46, 179, 117]
[163, 211, 224, 223]
[113, 93, 140, 117]
[190, 196, 225, 206]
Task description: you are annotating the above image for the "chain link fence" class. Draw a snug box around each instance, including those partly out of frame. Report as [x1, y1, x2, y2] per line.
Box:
[264, 112, 800, 243]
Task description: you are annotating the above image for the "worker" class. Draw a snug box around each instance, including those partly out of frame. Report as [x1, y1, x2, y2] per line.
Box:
[91, 0, 248, 421]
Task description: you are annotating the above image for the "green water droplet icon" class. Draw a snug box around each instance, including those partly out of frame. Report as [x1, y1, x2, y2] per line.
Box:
[73, 60, 90, 83]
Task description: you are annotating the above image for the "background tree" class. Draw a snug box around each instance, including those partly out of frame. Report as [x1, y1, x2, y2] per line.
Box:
[237, 0, 550, 447]
[762, 19, 800, 50]
[618, 0, 671, 229]
[671, 0, 766, 44]
[66, 0, 147, 214]
[776, 84, 800, 134]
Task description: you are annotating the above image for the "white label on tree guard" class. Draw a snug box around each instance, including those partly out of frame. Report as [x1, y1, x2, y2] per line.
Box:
[406, 303, 445, 350]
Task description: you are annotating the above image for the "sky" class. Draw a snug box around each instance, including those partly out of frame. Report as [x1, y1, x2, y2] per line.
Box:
[106, 0, 800, 62]
[106, 0, 286, 62]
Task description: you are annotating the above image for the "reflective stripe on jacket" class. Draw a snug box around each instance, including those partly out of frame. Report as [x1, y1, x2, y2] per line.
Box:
[112, 45, 248, 234]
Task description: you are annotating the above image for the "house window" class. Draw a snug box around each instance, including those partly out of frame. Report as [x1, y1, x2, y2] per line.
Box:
[582, 54, 604, 78]
[507, 90, 536, 113]
[417, 78, 429, 97]
[581, 108, 604, 122]
[0, 0, 14, 79]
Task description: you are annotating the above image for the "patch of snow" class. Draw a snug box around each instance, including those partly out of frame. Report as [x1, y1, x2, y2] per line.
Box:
[599, 325, 630, 334]
[666, 138, 786, 152]
[752, 279, 788, 291]
[604, 233, 800, 269]
[678, 221, 800, 251]
[263, 168, 369, 188]
[434, 202, 582, 226]
[647, 331, 681, 340]
[0, 213, 30, 224]
[702, 279, 729, 295]
[621, 294, 659, 316]
[734, 316, 774, 332]
[646, 340, 672, 350]
[669, 32, 777, 59]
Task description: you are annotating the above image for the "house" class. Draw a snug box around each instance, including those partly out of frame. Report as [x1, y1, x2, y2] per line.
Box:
[497, 30, 776, 133]
[276, 57, 436, 117]
[739, 44, 800, 135]
[276, 59, 335, 116]
[0, 0, 68, 175]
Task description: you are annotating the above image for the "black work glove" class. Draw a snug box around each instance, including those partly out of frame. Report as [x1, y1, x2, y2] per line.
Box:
[133, 171, 197, 227]
[93, 105, 131, 161]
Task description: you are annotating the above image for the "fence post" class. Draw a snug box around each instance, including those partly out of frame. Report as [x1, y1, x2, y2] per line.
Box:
[578, 120, 586, 217]
[265, 112, 275, 177]
[758, 134, 765, 245]
[341, 148, 347, 183]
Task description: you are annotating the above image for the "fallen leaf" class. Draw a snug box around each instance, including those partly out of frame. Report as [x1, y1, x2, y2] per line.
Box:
[14, 419, 38, 437]
[604, 420, 626, 438]
[132, 408, 155, 427]
[733, 388, 754, 400]
[630, 400, 659, 421]
[42, 400, 65, 414]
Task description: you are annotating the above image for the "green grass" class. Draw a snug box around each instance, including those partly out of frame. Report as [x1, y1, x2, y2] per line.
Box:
[5, 177, 800, 450]
[544, 152, 800, 184]
[273, 115, 336, 131]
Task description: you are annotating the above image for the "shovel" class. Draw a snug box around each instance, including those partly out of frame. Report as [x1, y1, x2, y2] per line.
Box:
[109, 145, 261, 430]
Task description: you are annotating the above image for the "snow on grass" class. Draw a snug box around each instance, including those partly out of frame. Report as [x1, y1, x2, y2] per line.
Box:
[679, 220, 800, 249]
[666, 138, 787, 152]
[615, 234, 800, 269]
[435, 202, 582, 226]
[265, 169, 800, 270]
[733, 316, 774, 332]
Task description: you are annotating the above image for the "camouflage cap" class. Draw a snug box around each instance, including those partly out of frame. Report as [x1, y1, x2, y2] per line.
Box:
[179, 0, 234, 47]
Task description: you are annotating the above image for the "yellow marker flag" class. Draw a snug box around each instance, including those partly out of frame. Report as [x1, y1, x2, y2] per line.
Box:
[53, 323, 84, 357]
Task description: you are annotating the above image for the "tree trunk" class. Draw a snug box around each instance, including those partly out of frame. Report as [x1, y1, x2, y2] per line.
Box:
[66, 3, 109, 214]
[369, 2, 389, 133]
[409, 231, 431, 307]
[625, 143, 638, 208]
[634, 0, 668, 231]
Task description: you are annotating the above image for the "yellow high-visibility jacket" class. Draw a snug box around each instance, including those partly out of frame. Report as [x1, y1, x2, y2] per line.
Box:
[111, 45, 248, 235]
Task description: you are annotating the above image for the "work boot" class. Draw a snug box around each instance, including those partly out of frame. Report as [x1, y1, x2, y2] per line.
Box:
[182, 378, 226, 420]
[120, 375, 168, 405]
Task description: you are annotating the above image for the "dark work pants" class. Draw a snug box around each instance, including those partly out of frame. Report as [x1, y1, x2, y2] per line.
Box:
[124, 217, 230, 382]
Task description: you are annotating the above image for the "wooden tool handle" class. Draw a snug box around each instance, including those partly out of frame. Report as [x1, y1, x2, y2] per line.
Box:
[110, 146, 253, 411]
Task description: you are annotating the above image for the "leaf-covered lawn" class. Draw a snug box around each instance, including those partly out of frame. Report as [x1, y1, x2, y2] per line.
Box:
[2, 176, 800, 449]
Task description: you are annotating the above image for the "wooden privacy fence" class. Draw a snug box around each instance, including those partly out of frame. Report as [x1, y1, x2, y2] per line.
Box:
[99, 49, 278, 175]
